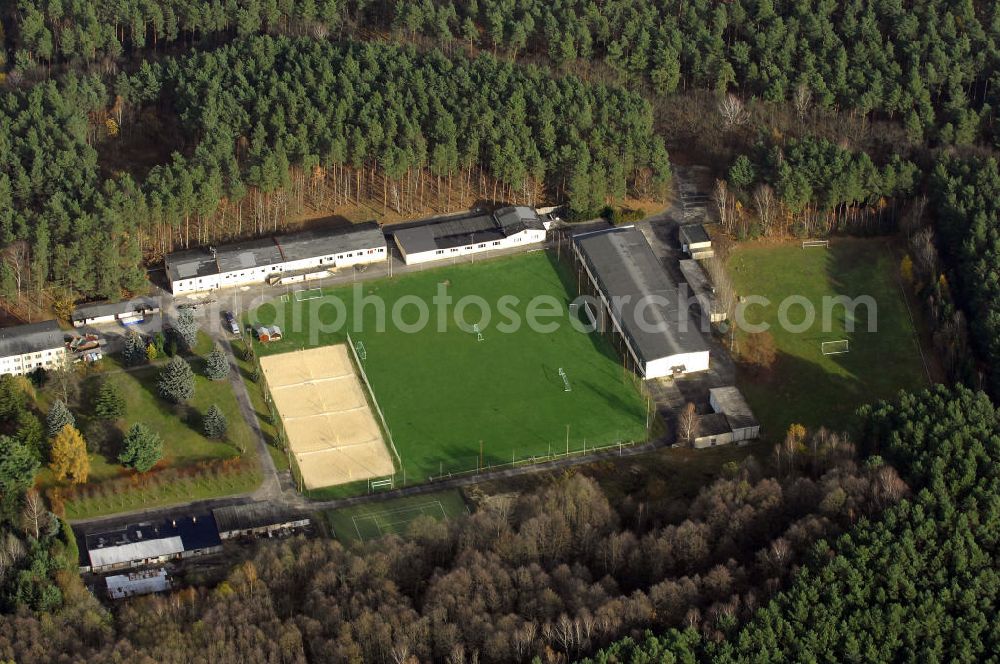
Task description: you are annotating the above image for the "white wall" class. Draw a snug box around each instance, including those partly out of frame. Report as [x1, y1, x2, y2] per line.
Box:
[644, 350, 710, 379]
[694, 430, 734, 449]
[169, 246, 387, 294]
[0, 347, 68, 376]
[398, 229, 545, 266]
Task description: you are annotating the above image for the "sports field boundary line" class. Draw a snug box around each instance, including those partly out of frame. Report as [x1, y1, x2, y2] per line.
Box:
[350, 500, 448, 539]
[346, 331, 404, 470]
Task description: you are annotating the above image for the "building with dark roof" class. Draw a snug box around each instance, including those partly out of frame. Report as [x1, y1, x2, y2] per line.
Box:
[678, 259, 727, 324]
[71, 296, 161, 327]
[680, 224, 713, 259]
[212, 503, 310, 539]
[165, 222, 386, 294]
[709, 386, 760, 441]
[77, 513, 222, 573]
[573, 226, 710, 379]
[390, 206, 546, 265]
[0, 320, 67, 376]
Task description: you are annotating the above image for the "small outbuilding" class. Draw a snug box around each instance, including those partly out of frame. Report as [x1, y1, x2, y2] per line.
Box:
[693, 412, 734, 449]
[710, 386, 761, 442]
[71, 297, 160, 328]
[679, 224, 713, 259]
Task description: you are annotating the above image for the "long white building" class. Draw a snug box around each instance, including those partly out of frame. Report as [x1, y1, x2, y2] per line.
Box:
[573, 226, 710, 379]
[391, 206, 546, 265]
[165, 222, 387, 295]
[0, 320, 67, 376]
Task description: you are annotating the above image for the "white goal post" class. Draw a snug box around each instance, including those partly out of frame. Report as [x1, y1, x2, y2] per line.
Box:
[802, 239, 830, 248]
[821, 339, 850, 355]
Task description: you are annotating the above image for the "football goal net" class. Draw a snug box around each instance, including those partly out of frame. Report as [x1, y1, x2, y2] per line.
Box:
[802, 239, 830, 248]
[473, 323, 485, 342]
[355, 340, 367, 361]
[821, 339, 850, 355]
[558, 367, 572, 392]
[293, 287, 324, 301]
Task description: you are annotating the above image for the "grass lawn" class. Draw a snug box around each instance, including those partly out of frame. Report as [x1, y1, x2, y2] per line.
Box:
[59, 464, 261, 521]
[250, 252, 649, 484]
[37, 335, 262, 517]
[322, 489, 469, 542]
[728, 238, 930, 437]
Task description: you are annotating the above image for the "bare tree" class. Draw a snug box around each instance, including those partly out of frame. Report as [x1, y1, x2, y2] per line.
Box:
[714, 179, 732, 231]
[873, 465, 909, 508]
[20, 489, 50, 540]
[2, 241, 30, 300]
[910, 226, 939, 280]
[703, 256, 737, 321]
[793, 83, 812, 121]
[718, 94, 749, 129]
[677, 403, 701, 445]
[752, 184, 777, 236]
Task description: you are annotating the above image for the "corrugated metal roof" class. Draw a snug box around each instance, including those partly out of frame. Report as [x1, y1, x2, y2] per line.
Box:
[574, 226, 709, 366]
[277, 222, 385, 261]
[89, 536, 183, 568]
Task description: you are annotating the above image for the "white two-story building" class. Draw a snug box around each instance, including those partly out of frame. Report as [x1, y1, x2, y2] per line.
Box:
[0, 320, 67, 376]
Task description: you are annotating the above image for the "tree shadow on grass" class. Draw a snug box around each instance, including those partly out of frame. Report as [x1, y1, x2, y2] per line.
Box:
[738, 349, 868, 442]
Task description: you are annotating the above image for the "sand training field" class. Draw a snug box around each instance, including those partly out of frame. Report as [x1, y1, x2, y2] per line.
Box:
[259, 345, 395, 489]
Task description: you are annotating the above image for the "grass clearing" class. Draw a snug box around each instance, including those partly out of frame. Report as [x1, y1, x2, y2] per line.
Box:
[728, 238, 929, 436]
[322, 489, 469, 542]
[250, 252, 650, 485]
[37, 336, 261, 518]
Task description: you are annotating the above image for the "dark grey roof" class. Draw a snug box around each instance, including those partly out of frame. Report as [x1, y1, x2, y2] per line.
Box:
[574, 226, 709, 367]
[79, 513, 221, 568]
[710, 386, 759, 430]
[212, 503, 308, 533]
[698, 412, 733, 437]
[165, 248, 219, 283]
[495, 206, 545, 233]
[215, 237, 284, 274]
[393, 213, 500, 254]
[0, 320, 64, 357]
[680, 224, 711, 245]
[72, 297, 160, 322]
[276, 222, 385, 261]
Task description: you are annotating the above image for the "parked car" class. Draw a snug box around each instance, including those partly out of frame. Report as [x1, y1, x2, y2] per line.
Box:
[223, 311, 240, 335]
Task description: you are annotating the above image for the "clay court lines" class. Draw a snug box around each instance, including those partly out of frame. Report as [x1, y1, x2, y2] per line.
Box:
[259, 345, 395, 489]
[351, 500, 449, 540]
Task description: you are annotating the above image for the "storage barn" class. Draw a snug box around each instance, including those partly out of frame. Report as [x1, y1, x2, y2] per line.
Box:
[0, 320, 67, 377]
[77, 514, 223, 573]
[572, 226, 710, 379]
[391, 206, 546, 265]
[165, 223, 386, 295]
[212, 503, 310, 540]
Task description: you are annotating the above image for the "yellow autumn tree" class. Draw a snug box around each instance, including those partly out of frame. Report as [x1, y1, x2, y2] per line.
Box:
[50, 424, 90, 484]
[900, 254, 914, 285]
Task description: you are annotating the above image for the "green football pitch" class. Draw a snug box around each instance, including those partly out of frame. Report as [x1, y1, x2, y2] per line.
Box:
[728, 238, 929, 436]
[251, 252, 649, 482]
[323, 490, 470, 542]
